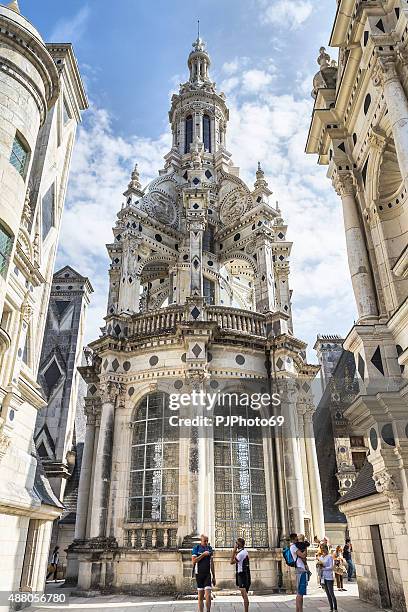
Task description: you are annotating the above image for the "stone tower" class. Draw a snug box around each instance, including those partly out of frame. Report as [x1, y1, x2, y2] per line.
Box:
[0, 1, 87, 596]
[307, 4, 408, 610]
[70, 36, 324, 593]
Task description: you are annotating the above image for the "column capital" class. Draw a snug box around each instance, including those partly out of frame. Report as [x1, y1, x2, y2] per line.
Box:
[373, 55, 399, 87]
[100, 380, 126, 407]
[332, 171, 356, 197]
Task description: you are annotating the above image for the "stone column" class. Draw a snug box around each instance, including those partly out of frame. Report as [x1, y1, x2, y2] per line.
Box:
[74, 401, 96, 540]
[303, 411, 325, 539]
[254, 235, 276, 313]
[333, 171, 378, 321]
[279, 381, 305, 534]
[375, 57, 408, 180]
[89, 382, 124, 540]
[118, 236, 141, 314]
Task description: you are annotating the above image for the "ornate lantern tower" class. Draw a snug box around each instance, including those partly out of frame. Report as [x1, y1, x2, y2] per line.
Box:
[69, 36, 323, 594]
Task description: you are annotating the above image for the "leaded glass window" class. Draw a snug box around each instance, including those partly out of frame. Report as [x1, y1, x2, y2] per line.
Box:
[0, 224, 13, 279]
[10, 134, 29, 177]
[203, 277, 215, 305]
[185, 115, 193, 153]
[129, 392, 179, 523]
[214, 400, 269, 548]
[42, 184, 55, 240]
[203, 114, 211, 152]
[203, 225, 215, 253]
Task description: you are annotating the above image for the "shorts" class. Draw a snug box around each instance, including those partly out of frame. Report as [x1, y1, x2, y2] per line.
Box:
[296, 570, 307, 596]
[236, 572, 251, 592]
[196, 573, 212, 590]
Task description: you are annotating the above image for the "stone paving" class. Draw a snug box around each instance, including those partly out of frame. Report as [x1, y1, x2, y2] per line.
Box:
[26, 581, 388, 612]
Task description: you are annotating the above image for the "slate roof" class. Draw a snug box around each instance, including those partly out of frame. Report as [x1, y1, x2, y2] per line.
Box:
[34, 456, 63, 509]
[313, 349, 358, 525]
[336, 460, 377, 505]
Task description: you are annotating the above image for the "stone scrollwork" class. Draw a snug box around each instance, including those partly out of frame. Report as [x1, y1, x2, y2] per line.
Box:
[0, 417, 10, 463]
[100, 381, 126, 407]
[332, 171, 356, 198]
[373, 469, 397, 494]
[219, 189, 249, 225]
[373, 56, 398, 87]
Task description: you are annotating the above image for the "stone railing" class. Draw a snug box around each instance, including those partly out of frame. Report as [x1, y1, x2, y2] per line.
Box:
[104, 305, 267, 340]
[206, 306, 266, 336]
[125, 523, 178, 549]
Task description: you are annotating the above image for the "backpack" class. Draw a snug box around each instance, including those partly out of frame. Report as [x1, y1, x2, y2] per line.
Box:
[282, 546, 296, 568]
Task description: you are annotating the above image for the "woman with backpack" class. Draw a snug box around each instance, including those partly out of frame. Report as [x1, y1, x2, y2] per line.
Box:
[230, 537, 251, 612]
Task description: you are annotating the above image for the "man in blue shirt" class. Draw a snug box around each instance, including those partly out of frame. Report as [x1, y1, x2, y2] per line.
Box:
[192, 534, 216, 612]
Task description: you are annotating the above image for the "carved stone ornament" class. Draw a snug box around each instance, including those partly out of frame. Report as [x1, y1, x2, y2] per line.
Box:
[144, 192, 177, 226]
[185, 368, 207, 391]
[100, 381, 126, 406]
[373, 469, 397, 494]
[373, 57, 398, 87]
[0, 418, 10, 463]
[332, 172, 355, 197]
[220, 189, 248, 225]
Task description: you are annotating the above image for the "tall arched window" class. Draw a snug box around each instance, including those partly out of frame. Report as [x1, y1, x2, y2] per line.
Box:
[185, 115, 193, 153]
[129, 392, 179, 523]
[214, 399, 269, 548]
[203, 114, 211, 152]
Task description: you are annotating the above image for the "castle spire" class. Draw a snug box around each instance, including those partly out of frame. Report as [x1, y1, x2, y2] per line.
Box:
[253, 161, 272, 201]
[188, 26, 211, 84]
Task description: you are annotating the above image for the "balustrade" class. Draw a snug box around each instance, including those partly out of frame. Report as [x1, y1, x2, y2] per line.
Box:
[106, 305, 266, 339]
[125, 524, 178, 549]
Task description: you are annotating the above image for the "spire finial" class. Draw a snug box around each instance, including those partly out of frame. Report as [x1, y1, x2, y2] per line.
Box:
[197, 19, 200, 39]
[7, 0, 20, 13]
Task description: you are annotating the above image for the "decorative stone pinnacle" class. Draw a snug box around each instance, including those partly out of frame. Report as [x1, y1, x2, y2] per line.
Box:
[7, 0, 20, 13]
[128, 163, 141, 190]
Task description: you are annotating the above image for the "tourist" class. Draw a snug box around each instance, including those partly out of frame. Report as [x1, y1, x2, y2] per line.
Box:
[46, 546, 59, 582]
[318, 543, 338, 611]
[295, 534, 312, 579]
[192, 534, 216, 612]
[230, 537, 251, 612]
[289, 533, 308, 612]
[333, 545, 347, 591]
[343, 538, 355, 581]
[315, 541, 324, 587]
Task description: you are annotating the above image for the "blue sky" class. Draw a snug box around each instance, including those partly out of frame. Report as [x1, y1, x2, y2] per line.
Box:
[21, 0, 356, 360]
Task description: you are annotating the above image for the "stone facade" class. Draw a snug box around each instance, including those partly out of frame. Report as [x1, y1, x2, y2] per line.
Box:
[307, 2, 408, 610]
[0, 0, 87, 602]
[67, 36, 324, 595]
[35, 266, 93, 574]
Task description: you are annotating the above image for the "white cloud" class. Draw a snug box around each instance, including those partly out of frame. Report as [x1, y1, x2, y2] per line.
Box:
[57, 106, 171, 343]
[259, 0, 314, 30]
[49, 6, 91, 44]
[242, 69, 274, 92]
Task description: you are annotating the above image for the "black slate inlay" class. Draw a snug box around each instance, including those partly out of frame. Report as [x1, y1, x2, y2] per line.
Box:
[371, 346, 384, 376]
[358, 354, 365, 379]
[123, 361, 131, 372]
[149, 355, 159, 366]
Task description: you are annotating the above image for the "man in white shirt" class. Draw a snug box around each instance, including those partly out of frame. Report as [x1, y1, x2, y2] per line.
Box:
[289, 533, 307, 612]
[230, 537, 251, 612]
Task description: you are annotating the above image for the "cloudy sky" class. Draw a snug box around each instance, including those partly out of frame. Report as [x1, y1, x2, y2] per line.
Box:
[22, 0, 357, 360]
